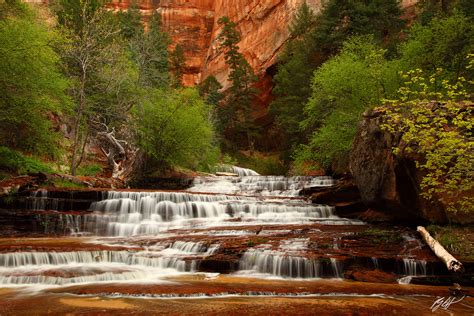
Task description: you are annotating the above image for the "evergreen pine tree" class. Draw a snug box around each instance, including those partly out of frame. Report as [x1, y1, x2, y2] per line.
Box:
[217, 16, 259, 149]
[170, 44, 186, 87]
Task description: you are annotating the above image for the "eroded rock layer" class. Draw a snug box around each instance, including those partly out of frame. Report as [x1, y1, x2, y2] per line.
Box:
[105, 0, 323, 89]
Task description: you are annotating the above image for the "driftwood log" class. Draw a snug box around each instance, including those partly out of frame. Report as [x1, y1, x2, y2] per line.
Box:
[417, 226, 464, 273]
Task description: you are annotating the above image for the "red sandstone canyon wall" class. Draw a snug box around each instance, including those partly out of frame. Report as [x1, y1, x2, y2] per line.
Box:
[107, 0, 215, 86]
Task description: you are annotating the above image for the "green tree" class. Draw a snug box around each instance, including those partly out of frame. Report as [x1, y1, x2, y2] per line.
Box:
[270, 2, 317, 159]
[313, 0, 405, 57]
[380, 62, 473, 213]
[117, 1, 143, 39]
[398, 12, 473, 81]
[199, 75, 223, 107]
[0, 0, 69, 157]
[170, 44, 186, 87]
[119, 7, 170, 89]
[132, 11, 170, 88]
[55, 0, 131, 175]
[217, 16, 259, 149]
[295, 36, 398, 173]
[418, 0, 474, 23]
[271, 0, 405, 162]
[133, 88, 218, 171]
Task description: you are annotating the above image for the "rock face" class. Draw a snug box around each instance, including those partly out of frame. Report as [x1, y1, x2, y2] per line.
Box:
[349, 110, 471, 225]
[104, 0, 323, 122]
[32, 0, 418, 96]
[107, 0, 215, 86]
[106, 0, 323, 88]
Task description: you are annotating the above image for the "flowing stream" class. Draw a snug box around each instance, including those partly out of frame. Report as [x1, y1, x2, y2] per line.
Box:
[2, 167, 467, 315]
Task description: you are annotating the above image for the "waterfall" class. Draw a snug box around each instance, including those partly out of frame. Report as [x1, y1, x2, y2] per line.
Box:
[29, 189, 48, 210]
[402, 258, 427, 276]
[398, 258, 428, 284]
[82, 189, 360, 237]
[239, 249, 321, 278]
[213, 165, 260, 176]
[190, 175, 335, 196]
[8, 172, 369, 286]
[371, 257, 379, 269]
[0, 244, 220, 286]
[238, 249, 343, 279]
[0, 250, 188, 269]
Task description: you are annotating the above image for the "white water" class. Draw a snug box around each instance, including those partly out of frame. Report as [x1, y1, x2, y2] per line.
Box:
[80, 171, 361, 237]
[0, 239, 221, 286]
[238, 236, 344, 279]
[398, 258, 428, 284]
[238, 249, 344, 279]
[8, 168, 367, 287]
[190, 175, 335, 196]
[213, 165, 260, 176]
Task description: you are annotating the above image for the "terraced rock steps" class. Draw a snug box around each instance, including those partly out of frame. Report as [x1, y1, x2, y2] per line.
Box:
[0, 170, 471, 292]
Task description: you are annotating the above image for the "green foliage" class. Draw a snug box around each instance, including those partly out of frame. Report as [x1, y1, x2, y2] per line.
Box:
[132, 11, 171, 88]
[230, 151, 286, 175]
[398, 12, 473, 80]
[55, 0, 103, 34]
[220, 154, 238, 166]
[418, 0, 474, 24]
[295, 36, 397, 173]
[117, 1, 143, 39]
[217, 16, 259, 149]
[93, 46, 140, 125]
[380, 63, 473, 213]
[48, 178, 86, 189]
[0, 147, 54, 175]
[0, 0, 70, 157]
[133, 88, 219, 171]
[55, 0, 129, 174]
[427, 225, 474, 260]
[199, 75, 223, 106]
[77, 164, 103, 176]
[294, 112, 358, 174]
[270, 2, 318, 157]
[313, 0, 405, 56]
[271, 0, 405, 161]
[170, 44, 186, 87]
[360, 227, 404, 243]
[118, 7, 171, 90]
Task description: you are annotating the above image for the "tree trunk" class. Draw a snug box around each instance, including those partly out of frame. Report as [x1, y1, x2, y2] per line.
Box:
[417, 226, 464, 273]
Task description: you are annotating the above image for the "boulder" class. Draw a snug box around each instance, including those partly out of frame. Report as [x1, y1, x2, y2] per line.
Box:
[349, 110, 470, 224]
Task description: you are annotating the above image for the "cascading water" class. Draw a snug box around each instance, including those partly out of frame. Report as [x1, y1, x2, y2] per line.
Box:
[85, 191, 355, 237]
[3, 166, 366, 288]
[398, 258, 428, 284]
[213, 165, 260, 176]
[80, 171, 360, 237]
[0, 239, 217, 286]
[238, 238, 344, 279]
[190, 175, 335, 196]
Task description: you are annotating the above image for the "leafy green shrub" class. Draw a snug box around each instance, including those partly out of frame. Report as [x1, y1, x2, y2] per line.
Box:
[133, 88, 219, 172]
[398, 12, 473, 80]
[0, 147, 53, 175]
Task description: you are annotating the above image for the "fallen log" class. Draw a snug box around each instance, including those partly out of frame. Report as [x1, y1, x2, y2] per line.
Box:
[417, 226, 464, 273]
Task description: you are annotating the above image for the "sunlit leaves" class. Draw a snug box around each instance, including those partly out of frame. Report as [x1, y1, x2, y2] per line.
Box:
[381, 64, 473, 213]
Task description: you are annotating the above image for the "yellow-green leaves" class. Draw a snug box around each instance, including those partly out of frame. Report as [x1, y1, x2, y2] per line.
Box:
[381, 66, 473, 213]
